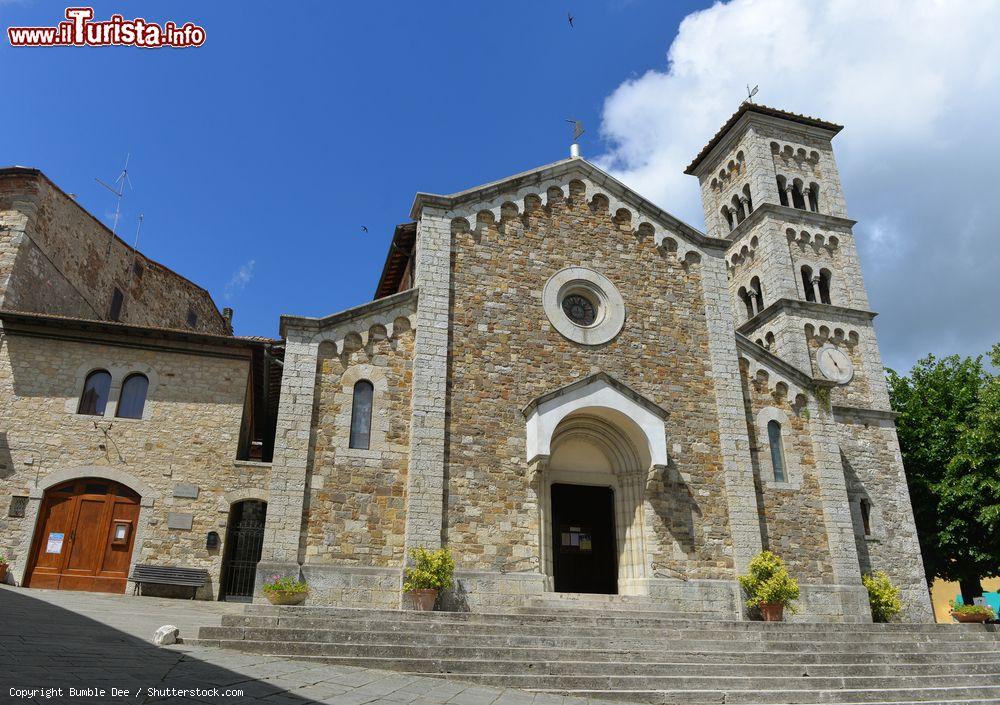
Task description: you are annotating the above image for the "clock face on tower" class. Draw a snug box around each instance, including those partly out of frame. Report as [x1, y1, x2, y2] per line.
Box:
[816, 345, 854, 384]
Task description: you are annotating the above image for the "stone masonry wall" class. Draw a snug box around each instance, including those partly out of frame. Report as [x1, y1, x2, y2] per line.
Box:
[837, 414, 933, 621]
[0, 330, 267, 598]
[739, 363, 834, 582]
[445, 181, 737, 580]
[305, 329, 413, 567]
[0, 171, 227, 334]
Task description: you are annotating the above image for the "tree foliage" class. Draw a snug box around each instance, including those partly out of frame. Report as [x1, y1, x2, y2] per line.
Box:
[887, 346, 1000, 593]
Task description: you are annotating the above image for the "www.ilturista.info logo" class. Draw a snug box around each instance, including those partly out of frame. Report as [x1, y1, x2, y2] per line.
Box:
[8, 7, 206, 48]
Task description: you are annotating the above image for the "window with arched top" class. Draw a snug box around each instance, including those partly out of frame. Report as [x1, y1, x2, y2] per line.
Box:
[767, 420, 786, 483]
[721, 206, 735, 232]
[776, 176, 789, 207]
[742, 184, 753, 214]
[750, 277, 763, 310]
[818, 269, 832, 305]
[116, 373, 149, 419]
[349, 380, 374, 450]
[801, 265, 816, 302]
[791, 181, 806, 210]
[78, 369, 112, 416]
[738, 287, 754, 320]
[808, 182, 820, 212]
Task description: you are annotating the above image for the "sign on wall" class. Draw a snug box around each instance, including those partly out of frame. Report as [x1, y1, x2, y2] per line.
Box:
[45, 532, 64, 554]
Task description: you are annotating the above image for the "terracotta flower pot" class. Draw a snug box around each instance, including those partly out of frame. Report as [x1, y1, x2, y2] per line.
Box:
[265, 590, 307, 606]
[408, 588, 438, 611]
[951, 610, 991, 624]
[0, 564, 7, 584]
[759, 602, 785, 622]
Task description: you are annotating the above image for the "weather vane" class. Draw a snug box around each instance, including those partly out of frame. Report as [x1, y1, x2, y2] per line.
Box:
[743, 84, 759, 105]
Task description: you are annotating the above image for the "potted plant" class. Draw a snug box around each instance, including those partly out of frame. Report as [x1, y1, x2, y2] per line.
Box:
[262, 574, 309, 606]
[403, 547, 455, 611]
[949, 599, 996, 623]
[738, 550, 800, 621]
[0, 553, 8, 584]
[863, 571, 903, 623]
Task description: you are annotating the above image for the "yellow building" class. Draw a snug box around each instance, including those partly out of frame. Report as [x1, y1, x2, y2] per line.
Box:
[931, 577, 1000, 622]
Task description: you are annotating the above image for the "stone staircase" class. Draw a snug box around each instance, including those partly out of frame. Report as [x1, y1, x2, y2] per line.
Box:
[196, 595, 1000, 704]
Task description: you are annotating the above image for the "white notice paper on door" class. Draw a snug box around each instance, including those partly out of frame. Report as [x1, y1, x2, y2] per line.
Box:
[46, 532, 64, 554]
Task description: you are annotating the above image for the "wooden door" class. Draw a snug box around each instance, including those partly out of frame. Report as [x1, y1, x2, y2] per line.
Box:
[26, 479, 141, 594]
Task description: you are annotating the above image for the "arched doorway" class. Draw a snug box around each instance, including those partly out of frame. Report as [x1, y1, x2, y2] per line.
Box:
[25, 478, 140, 593]
[219, 499, 267, 601]
[541, 411, 651, 595]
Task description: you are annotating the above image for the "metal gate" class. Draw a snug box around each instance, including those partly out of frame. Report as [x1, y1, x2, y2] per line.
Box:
[220, 500, 266, 601]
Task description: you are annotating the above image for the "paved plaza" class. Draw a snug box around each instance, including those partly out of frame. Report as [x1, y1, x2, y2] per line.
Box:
[0, 586, 605, 705]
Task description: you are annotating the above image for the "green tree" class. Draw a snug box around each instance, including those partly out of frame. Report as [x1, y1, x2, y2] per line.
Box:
[887, 349, 999, 603]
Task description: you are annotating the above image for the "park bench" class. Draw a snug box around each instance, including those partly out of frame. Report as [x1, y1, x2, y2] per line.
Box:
[128, 564, 209, 599]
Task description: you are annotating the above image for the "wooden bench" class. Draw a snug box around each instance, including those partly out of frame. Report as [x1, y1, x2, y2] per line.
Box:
[128, 564, 209, 599]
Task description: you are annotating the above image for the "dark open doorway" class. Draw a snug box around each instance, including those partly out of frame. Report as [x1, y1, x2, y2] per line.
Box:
[551, 483, 617, 594]
[219, 499, 266, 602]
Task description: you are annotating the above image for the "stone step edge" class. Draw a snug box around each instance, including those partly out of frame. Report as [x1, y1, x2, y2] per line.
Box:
[221, 619, 1000, 640]
[201, 627, 1000, 648]
[192, 638, 1000, 659]
[533, 689, 1000, 705]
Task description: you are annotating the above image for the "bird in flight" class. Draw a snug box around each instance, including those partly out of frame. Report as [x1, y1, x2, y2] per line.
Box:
[360, 226, 368, 233]
[567, 12, 574, 28]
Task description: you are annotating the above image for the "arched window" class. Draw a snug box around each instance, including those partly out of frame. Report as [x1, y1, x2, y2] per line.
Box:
[349, 380, 374, 450]
[116, 373, 149, 419]
[78, 370, 112, 416]
[808, 182, 820, 212]
[801, 265, 816, 302]
[791, 181, 806, 210]
[776, 176, 789, 207]
[721, 206, 735, 232]
[767, 420, 786, 482]
[750, 276, 763, 311]
[732, 196, 746, 224]
[738, 287, 754, 320]
[742, 184, 753, 214]
[860, 498, 872, 536]
[818, 269, 832, 305]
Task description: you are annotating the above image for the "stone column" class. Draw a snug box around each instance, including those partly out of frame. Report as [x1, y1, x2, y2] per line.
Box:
[402, 208, 453, 557]
[699, 248, 764, 582]
[256, 332, 320, 591]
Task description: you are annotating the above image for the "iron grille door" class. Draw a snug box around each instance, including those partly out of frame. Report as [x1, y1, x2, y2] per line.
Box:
[221, 500, 266, 601]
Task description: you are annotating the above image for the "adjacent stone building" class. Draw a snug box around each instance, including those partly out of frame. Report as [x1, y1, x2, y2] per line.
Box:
[0, 105, 934, 621]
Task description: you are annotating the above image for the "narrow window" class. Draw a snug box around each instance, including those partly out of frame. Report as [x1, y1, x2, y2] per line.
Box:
[860, 498, 872, 536]
[801, 266, 816, 302]
[721, 207, 734, 232]
[116, 373, 149, 419]
[78, 370, 112, 416]
[808, 183, 820, 212]
[108, 288, 124, 321]
[743, 185, 753, 214]
[791, 182, 806, 210]
[750, 276, 763, 310]
[186, 308, 198, 328]
[767, 420, 786, 482]
[349, 380, 374, 450]
[739, 287, 754, 320]
[776, 177, 789, 207]
[818, 269, 832, 305]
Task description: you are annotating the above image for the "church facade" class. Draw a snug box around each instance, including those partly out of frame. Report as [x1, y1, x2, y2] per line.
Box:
[0, 104, 933, 622]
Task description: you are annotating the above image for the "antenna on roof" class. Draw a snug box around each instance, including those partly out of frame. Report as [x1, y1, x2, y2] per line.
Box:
[128, 213, 144, 285]
[566, 118, 584, 158]
[743, 84, 759, 106]
[95, 153, 133, 253]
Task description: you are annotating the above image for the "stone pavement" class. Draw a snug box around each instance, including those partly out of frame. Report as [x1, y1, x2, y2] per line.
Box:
[0, 586, 607, 705]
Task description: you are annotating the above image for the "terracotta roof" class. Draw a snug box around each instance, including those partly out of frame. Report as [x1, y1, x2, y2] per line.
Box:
[684, 104, 843, 175]
[374, 222, 416, 300]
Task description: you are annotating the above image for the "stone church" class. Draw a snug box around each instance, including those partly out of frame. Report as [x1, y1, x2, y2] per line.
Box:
[0, 103, 933, 622]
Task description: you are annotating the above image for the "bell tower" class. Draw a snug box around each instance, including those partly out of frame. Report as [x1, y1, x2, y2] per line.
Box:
[685, 103, 890, 412]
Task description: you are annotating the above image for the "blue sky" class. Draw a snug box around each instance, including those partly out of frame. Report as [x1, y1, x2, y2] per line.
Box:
[1, 0, 705, 338]
[5, 1, 1000, 372]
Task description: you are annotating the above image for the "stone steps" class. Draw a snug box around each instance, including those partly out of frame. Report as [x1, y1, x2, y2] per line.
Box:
[220, 614, 1000, 643]
[197, 603, 1000, 704]
[193, 638, 1000, 665]
[198, 625, 1000, 652]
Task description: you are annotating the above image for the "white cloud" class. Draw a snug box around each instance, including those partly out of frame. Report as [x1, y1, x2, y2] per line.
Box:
[596, 0, 1000, 371]
[224, 259, 255, 301]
